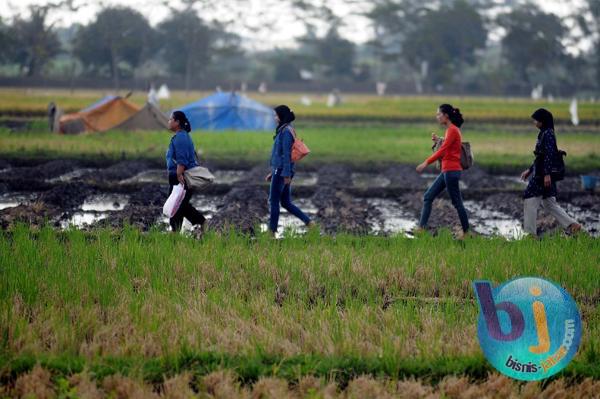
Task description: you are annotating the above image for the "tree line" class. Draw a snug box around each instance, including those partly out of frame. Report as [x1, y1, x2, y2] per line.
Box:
[0, 0, 598, 96]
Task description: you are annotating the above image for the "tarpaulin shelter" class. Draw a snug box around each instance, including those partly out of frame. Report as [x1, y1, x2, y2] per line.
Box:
[178, 92, 276, 131]
[50, 95, 168, 134]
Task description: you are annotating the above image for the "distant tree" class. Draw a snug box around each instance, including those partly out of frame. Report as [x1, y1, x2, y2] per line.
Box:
[497, 7, 566, 88]
[403, 0, 487, 92]
[73, 7, 153, 89]
[0, 19, 15, 64]
[300, 27, 356, 79]
[574, 0, 600, 87]
[10, 7, 61, 76]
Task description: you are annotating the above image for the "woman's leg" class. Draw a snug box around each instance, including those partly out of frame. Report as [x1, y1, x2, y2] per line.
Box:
[280, 183, 311, 224]
[180, 192, 206, 226]
[523, 196, 542, 236]
[269, 174, 285, 232]
[541, 197, 578, 228]
[444, 171, 469, 232]
[418, 173, 446, 228]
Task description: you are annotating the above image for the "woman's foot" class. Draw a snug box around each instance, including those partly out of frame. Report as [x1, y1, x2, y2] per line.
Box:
[566, 223, 583, 235]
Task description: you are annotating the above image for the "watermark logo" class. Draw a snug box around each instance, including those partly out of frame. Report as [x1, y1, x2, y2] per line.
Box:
[473, 277, 582, 381]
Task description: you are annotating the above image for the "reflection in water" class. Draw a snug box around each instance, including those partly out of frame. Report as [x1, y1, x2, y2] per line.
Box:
[463, 200, 524, 239]
[366, 198, 417, 236]
[60, 212, 107, 229]
[81, 194, 129, 211]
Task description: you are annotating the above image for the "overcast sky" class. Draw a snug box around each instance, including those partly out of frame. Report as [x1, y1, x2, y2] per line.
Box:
[0, 0, 590, 52]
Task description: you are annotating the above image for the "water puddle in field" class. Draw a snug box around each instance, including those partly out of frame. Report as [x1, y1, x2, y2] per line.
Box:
[366, 198, 417, 236]
[260, 198, 318, 238]
[497, 175, 527, 188]
[120, 170, 166, 184]
[46, 168, 98, 183]
[0, 192, 37, 210]
[565, 204, 600, 235]
[60, 212, 108, 229]
[419, 173, 468, 189]
[81, 194, 129, 211]
[463, 200, 524, 239]
[292, 172, 318, 186]
[212, 170, 246, 184]
[351, 173, 391, 188]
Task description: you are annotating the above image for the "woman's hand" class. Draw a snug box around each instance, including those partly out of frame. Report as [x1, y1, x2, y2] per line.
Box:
[284, 177, 292, 185]
[265, 172, 272, 182]
[520, 169, 531, 181]
[416, 161, 428, 174]
[544, 174, 551, 188]
[177, 173, 186, 186]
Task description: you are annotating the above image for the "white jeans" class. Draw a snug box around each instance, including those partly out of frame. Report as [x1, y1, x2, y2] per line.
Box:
[523, 196, 578, 236]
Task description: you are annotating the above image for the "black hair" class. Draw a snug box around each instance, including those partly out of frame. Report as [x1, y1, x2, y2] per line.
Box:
[531, 108, 554, 131]
[274, 105, 295, 132]
[439, 104, 464, 128]
[172, 110, 191, 132]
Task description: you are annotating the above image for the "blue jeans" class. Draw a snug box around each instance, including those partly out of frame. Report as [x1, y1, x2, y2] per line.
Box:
[269, 172, 311, 232]
[419, 171, 469, 232]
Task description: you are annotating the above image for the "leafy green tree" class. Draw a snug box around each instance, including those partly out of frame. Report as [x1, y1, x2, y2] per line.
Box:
[403, 0, 487, 92]
[11, 7, 61, 76]
[73, 7, 153, 88]
[497, 7, 566, 88]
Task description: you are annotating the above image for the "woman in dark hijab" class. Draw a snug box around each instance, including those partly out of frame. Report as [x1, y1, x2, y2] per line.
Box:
[520, 108, 581, 236]
[265, 105, 314, 236]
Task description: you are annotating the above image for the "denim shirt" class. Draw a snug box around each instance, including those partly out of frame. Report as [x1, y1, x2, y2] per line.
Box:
[166, 130, 199, 176]
[270, 124, 295, 177]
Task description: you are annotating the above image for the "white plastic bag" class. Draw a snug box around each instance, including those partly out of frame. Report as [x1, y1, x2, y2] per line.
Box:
[163, 183, 186, 218]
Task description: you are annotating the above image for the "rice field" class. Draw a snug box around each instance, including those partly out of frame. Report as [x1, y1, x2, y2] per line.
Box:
[2, 123, 600, 172]
[1, 88, 599, 124]
[1, 226, 599, 396]
[1, 88, 599, 397]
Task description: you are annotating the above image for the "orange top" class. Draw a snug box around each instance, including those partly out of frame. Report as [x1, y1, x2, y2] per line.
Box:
[426, 124, 463, 172]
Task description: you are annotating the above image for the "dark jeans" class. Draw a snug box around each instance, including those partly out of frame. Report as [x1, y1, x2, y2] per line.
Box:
[419, 171, 469, 232]
[168, 174, 205, 232]
[269, 172, 311, 232]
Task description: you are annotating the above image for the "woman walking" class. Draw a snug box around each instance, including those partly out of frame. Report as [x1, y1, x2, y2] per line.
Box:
[165, 110, 206, 233]
[265, 105, 314, 235]
[520, 108, 581, 236]
[415, 104, 469, 238]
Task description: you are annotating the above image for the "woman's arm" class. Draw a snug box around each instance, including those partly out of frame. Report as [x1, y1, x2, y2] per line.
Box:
[542, 131, 557, 187]
[280, 128, 294, 178]
[426, 128, 456, 165]
[176, 164, 186, 185]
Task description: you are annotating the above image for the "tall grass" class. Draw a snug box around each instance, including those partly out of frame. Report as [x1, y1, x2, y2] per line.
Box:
[1, 225, 599, 386]
[1, 88, 600, 123]
[1, 124, 599, 171]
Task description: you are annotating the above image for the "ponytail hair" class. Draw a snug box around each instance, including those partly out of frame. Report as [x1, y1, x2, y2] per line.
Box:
[172, 110, 191, 132]
[439, 104, 464, 128]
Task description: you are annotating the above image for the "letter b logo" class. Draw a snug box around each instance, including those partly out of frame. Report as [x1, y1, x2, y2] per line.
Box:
[473, 277, 581, 381]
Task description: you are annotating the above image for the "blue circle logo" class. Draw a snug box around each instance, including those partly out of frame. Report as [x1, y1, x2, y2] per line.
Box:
[473, 277, 582, 381]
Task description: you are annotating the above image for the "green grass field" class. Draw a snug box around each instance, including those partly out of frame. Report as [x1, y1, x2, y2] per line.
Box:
[1, 88, 599, 124]
[1, 226, 599, 394]
[1, 88, 599, 396]
[2, 121, 599, 172]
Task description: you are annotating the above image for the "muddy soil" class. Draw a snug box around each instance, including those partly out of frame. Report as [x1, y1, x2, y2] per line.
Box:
[1, 158, 598, 237]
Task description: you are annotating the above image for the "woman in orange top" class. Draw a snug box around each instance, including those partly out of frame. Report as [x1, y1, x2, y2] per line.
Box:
[415, 104, 469, 237]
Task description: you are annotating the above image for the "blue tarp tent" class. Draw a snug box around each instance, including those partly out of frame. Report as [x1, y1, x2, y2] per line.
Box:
[178, 92, 276, 131]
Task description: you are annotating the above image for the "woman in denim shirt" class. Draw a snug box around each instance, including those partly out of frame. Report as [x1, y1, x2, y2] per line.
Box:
[166, 111, 206, 233]
[265, 105, 314, 235]
[520, 108, 581, 236]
